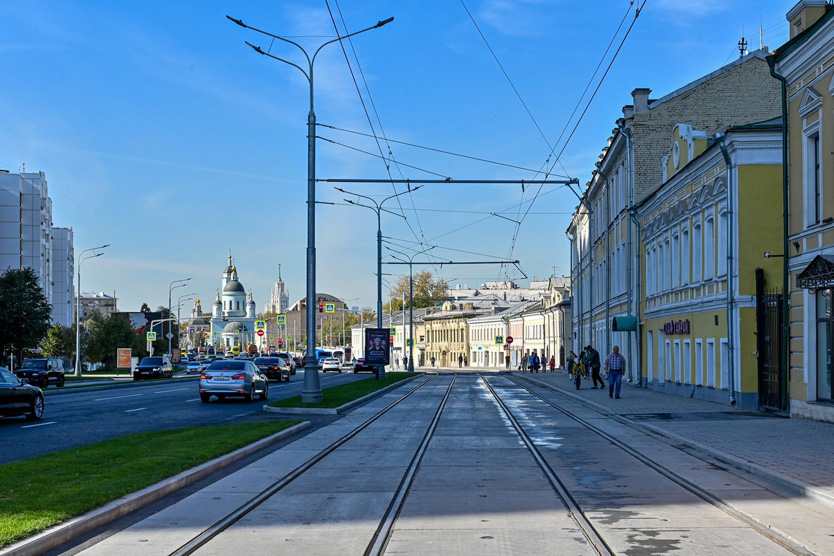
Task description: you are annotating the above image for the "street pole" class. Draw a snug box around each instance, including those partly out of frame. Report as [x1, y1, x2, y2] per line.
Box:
[75, 244, 109, 377]
[385, 245, 435, 373]
[177, 293, 195, 353]
[167, 278, 191, 359]
[230, 13, 393, 401]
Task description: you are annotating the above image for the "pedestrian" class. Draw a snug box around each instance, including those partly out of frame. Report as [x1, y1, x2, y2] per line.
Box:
[403, 356, 408, 369]
[521, 356, 528, 372]
[430, 356, 436, 368]
[604, 345, 626, 399]
[458, 354, 463, 368]
[586, 345, 604, 389]
[464, 355, 467, 366]
[528, 352, 540, 373]
[566, 350, 577, 379]
[549, 355, 556, 372]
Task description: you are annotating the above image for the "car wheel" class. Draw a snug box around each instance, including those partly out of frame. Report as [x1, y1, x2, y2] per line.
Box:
[261, 383, 269, 400]
[27, 395, 44, 421]
[246, 387, 255, 402]
[200, 393, 211, 403]
[58, 377, 65, 387]
[133, 375, 140, 381]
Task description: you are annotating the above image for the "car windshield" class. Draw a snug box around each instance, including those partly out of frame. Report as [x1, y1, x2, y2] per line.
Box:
[139, 357, 164, 366]
[21, 360, 47, 369]
[254, 358, 277, 365]
[206, 361, 246, 371]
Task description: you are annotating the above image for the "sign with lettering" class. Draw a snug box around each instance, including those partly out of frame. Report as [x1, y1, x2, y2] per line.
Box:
[663, 319, 690, 335]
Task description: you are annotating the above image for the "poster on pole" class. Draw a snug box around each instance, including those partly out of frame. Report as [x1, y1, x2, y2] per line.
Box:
[117, 348, 132, 369]
[364, 328, 390, 366]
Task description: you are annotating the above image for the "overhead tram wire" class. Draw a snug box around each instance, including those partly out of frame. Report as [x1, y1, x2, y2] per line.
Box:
[317, 136, 450, 178]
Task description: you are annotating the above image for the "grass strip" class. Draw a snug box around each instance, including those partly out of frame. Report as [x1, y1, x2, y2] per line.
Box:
[268, 371, 417, 409]
[0, 420, 300, 548]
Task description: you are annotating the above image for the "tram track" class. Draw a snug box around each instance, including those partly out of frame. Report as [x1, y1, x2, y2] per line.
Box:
[496, 373, 817, 556]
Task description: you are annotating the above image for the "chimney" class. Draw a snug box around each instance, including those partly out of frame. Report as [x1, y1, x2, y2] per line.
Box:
[787, 0, 829, 39]
[631, 88, 651, 113]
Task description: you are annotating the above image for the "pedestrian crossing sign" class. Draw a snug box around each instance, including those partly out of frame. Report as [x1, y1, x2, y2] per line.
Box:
[255, 320, 266, 331]
[495, 335, 504, 344]
[325, 303, 335, 313]
[277, 314, 286, 324]
[147, 331, 157, 341]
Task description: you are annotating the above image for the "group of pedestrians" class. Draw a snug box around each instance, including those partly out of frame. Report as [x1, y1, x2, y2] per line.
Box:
[522, 352, 557, 373]
[565, 344, 625, 399]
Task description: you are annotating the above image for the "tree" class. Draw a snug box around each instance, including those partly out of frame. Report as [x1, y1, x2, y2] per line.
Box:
[0, 268, 52, 364]
[140, 302, 151, 313]
[40, 323, 74, 358]
[86, 314, 142, 370]
[389, 271, 449, 310]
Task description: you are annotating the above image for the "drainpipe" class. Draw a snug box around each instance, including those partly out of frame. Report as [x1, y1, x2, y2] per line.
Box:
[620, 121, 638, 384]
[566, 230, 578, 351]
[767, 55, 791, 412]
[628, 208, 643, 387]
[596, 166, 612, 359]
[714, 132, 737, 407]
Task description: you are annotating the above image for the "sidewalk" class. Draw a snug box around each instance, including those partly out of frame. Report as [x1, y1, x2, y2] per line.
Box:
[511, 368, 834, 508]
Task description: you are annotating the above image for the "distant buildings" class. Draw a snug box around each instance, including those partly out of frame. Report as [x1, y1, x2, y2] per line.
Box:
[77, 291, 119, 321]
[0, 169, 75, 327]
[263, 263, 289, 315]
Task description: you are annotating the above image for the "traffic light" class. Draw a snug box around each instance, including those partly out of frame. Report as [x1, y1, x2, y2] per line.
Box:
[278, 338, 283, 347]
[318, 301, 323, 313]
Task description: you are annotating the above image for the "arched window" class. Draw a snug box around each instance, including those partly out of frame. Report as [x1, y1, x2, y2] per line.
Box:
[717, 207, 728, 276]
[672, 233, 680, 288]
[705, 215, 715, 279]
[682, 225, 690, 286]
[236, 300, 240, 311]
[693, 219, 702, 282]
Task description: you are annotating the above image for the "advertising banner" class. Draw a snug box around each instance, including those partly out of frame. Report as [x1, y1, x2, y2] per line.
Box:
[117, 348, 132, 369]
[364, 328, 390, 366]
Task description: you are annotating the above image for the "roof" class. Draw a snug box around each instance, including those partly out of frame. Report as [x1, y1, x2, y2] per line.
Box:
[770, 4, 834, 62]
[223, 280, 245, 293]
[223, 321, 245, 333]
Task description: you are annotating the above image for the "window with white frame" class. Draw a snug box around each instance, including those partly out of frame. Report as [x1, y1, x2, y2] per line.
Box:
[681, 225, 690, 285]
[646, 248, 653, 295]
[704, 215, 715, 279]
[672, 232, 680, 288]
[664, 238, 671, 291]
[693, 219, 702, 283]
[717, 207, 728, 277]
[804, 127, 822, 227]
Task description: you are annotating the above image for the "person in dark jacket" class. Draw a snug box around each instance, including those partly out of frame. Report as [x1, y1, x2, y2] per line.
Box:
[585, 345, 604, 389]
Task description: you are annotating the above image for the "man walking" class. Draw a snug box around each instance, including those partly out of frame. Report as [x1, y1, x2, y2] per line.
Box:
[586, 345, 604, 389]
[528, 352, 540, 373]
[604, 345, 626, 399]
[458, 354, 463, 368]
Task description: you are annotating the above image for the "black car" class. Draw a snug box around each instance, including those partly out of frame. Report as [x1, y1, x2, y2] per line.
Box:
[15, 358, 65, 387]
[133, 357, 174, 380]
[277, 352, 297, 375]
[253, 357, 291, 382]
[0, 367, 44, 420]
[354, 358, 374, 373]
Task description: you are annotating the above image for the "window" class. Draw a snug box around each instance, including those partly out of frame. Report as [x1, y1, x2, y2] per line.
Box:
[672, 233, 680, 287]
[717, 208, 728, 277]
[720, 338, 729, 390]
[647, 248, 654, 295]
[816, 290, 833, 401]
[695, 339, 703, 385]
[664, 239, 671, 291]
[804, 128, 822, 226]
[693, 220, 702, 283]
[707, 339, 716, 387]
[704, 216, 715, 279]
[647, 330, 654, 381]
[664, 340, 672, 382]
[674, 340, 681, 383]
[683, 340, 691, 384]
[682, 226, 690, 286]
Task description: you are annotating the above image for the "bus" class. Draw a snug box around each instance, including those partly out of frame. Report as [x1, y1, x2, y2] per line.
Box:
[315, 349, 332, 368]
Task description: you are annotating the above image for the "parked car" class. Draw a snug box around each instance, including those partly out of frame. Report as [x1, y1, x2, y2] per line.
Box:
[277, 352, 297, 375]
[293, 356, 303, 369]
[354, 358, 374, 373]
[14, 358, 65, 387]
[322, 358, 341, 373]
[199, 360, 268, 402]
[186, 360, 205, 374]
[0, 367, 44, 420]
[253, 357, 291, 382]
[133, 357, 173, 380]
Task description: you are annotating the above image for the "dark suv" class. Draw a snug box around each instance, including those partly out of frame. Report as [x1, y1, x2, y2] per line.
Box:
[15, 358, 65, 387]
[133, 357, 173, 380]
[276, 352, 297, 375]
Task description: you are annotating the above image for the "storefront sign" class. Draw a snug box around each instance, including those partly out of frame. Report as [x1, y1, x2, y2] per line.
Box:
[663, 319, 690, 335]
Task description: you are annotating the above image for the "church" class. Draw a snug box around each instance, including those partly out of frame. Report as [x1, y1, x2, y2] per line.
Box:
[210, 254, 257, 350]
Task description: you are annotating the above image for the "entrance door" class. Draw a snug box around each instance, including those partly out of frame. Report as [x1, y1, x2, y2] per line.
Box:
[755, 268, 786, 411]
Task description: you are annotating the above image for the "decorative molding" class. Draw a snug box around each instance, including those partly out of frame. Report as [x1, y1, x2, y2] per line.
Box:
[798, 85, 823, 118]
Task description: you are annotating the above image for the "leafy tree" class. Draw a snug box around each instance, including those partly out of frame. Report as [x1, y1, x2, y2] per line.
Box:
[389, 271, 449, 310]
[140, 302, 151, 313]
[86, 314, 142, 370]
[40, 323, 74, 358]
[0, 268, 52, 364]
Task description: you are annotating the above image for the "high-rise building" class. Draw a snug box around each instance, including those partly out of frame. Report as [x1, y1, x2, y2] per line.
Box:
[264, 263, 289, 315]
[51, 227, 75, 327]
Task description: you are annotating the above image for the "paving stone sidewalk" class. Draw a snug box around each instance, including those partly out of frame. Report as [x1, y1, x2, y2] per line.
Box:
[511, 368, 834, 507]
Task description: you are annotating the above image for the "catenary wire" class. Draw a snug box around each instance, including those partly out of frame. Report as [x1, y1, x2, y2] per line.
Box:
[317, 136, 450, 178]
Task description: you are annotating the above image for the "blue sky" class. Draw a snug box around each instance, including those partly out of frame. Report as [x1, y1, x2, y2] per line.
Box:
[0, 0, 794, 314]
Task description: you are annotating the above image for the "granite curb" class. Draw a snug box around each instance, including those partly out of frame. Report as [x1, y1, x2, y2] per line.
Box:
[515, 374, 834, 509]
[262, 373, 424, 415]
[0, 421, 311, 556]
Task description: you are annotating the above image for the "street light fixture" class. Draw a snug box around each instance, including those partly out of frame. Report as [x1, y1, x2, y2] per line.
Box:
[75, 244, 109, 377]
[229, 13, 393, 401]
[386, 245, 436, 372]
[168, 278, 191, 358]
[177, 292, 196, 350]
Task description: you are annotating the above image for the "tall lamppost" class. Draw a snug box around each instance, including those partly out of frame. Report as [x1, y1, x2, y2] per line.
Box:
[386, 245, 435, 372]
[168, 278, 191, 358]
[229, 13, 393, 401]
[75, 244, 109, 377]
[338, 186, 422, 379]
[177, 293, 195, 352]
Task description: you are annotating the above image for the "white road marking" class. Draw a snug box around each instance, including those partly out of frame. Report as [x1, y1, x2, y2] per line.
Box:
[125, 407, 148, 413]
[153, 387, 188, 394]
[222, 411, 255, 421]
[185, 398, 202, 403]
[21, 421, 56, 429]
[94, 393, 143, 402]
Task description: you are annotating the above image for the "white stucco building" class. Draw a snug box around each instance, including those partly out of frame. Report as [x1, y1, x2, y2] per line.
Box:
[210, 254, 257, 350]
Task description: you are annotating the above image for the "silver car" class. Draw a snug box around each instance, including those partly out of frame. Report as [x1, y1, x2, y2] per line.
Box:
[199, 360, 268, 403]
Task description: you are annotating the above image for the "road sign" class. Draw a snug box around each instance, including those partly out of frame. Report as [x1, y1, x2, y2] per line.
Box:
[146, 331, 157, 341]
[257, 330, 264, 337]
[255, 320, 266, 331]
[325, 303, 335, 313]
[406, 338, 413, 346]
[166, 332, 174, 340]
[506, 336, 514, 344]
[390, 327, 397, 336]
[495, 335, 504, 345]
[276, 314, 286, 324]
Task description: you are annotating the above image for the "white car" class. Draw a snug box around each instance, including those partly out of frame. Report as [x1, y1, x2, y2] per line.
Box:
[186, 360, 204, 374]
[321, 358, 342, 372]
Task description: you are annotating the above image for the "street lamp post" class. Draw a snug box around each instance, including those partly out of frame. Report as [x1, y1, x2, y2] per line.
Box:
[338, 186, 422, 379]
[168, 278, 191, 358]
[386, 245, 435, 372]
[229, 13, 393, 401]
[177, 293, 195, 351]
[75, 244, 109, 377]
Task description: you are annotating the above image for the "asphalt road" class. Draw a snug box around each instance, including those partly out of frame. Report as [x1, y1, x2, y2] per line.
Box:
[0, 370, 369, 465]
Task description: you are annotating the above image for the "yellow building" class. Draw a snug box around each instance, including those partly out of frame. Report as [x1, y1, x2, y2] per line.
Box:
[770, 0, 834, 422]
[633, 121, 783, 409]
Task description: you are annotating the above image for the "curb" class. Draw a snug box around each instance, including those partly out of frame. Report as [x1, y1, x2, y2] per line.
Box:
[263, 373, 423, 415]
[44, 376, 198, 396]
[516, 374, 834, 510]
[0, 421, 311, 556]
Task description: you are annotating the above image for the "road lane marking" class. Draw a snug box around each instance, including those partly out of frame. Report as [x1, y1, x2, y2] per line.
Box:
[125, 407, 148, 413]
[185, 398, 202, 402]
[21, 421, 56, 429]
[222, 411, 254, 421]
[153, 387, 189, 394]
[94, 393, 143, 402]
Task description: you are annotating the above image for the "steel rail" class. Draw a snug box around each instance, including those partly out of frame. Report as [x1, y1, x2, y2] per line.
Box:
[170, 374, 437, 556]
[480, 374, 615, 556]
[505, 374, 816, 556]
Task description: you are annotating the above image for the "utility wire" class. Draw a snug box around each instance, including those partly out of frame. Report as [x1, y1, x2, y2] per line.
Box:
[317, 136, 450, 178]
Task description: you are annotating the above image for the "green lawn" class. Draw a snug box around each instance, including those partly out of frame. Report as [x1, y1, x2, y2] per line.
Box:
[268, 372, 418, 409]
[0, 420, 300, 548]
